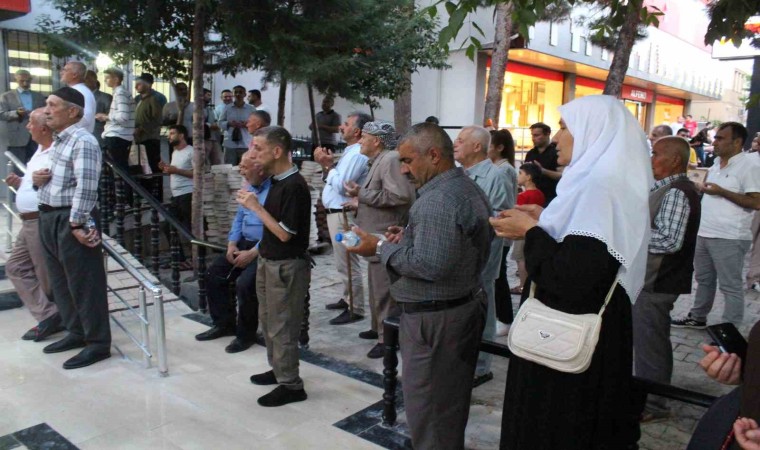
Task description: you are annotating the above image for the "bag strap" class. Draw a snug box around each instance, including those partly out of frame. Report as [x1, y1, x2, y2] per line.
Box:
[529, 278, 619, 317]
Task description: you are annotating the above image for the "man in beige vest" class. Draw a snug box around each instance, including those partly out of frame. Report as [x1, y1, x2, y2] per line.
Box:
[343, 121, 414, 358]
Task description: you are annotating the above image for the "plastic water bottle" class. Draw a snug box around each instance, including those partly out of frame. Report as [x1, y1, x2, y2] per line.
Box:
[335, 231, 360, 247]
[86, 216, 97, 233]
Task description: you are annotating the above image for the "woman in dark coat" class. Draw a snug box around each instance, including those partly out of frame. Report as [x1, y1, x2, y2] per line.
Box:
[491, 95, 653, 449]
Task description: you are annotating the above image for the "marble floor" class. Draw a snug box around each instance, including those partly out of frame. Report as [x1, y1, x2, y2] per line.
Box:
[0, 301, 387, 450]
[0, 215, 756, 449]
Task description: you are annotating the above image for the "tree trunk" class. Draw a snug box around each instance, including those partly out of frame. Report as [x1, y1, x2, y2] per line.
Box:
[307, 83, 321, 147]
[603, 1, 641, 96]
[277, 75, 287, 126]
[744, 56, 760, 150]
[190, 0, 206, 248]
[484, 2, 514, 128]
[394, 71, 412, 135]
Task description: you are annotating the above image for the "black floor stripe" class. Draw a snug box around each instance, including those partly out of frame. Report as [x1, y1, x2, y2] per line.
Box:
[183, 312, 411, 448]
[0, 292, 22, 311]
[0, 423, 79, 450]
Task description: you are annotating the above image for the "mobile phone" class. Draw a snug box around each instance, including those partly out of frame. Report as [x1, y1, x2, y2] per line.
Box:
[706, 323, 748, 361]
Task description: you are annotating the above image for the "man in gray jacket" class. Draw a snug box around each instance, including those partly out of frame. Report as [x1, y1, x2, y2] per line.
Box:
[343, 121, 415, 358]
[0, 69, 46, 166]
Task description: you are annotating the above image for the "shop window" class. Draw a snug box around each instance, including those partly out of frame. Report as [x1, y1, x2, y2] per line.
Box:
[575, 84, 603, 99]
[487, 68, 563, 162]
[654, 102, 684, 128]
[4, 30, 55, 94]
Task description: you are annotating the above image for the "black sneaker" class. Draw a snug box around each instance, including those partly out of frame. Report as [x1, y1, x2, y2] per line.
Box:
[671, 315, 707, 329]
[225, 338, 254, 354]
[472, 372, 494, 388]
[359, 330, 378, 340]
[257, 385, 307, 407]
[329, 310, 364, 325]
[325, 299, 349, 310]
[367, 343, 385, 359]
[35, 313, 65, 342]
[21, 326, 39, 341]
[195, 325, 235, 341]
[250, 370, 278, 385]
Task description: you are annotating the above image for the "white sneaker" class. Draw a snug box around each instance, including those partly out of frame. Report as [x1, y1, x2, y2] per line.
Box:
[753, 282, 760, 293]
[496, 321, 510, 337]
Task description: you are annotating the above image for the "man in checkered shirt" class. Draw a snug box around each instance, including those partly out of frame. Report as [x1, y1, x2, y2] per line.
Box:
[34, 86, 111, 370]
[633, 136, 701, 422]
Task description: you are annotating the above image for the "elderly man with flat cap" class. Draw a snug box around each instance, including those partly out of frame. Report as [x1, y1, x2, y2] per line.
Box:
[343, 121, 414, 358]
[34, 86, 110, 370]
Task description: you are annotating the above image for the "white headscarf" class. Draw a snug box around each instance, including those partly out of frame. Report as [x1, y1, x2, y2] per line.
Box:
[537, 95, 653, 300]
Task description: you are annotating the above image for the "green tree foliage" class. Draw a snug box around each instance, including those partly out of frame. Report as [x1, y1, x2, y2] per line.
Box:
[217, 0, 449, 110]
[37, 0, 202, 80]
[430, 0, 661, 61]
[704, 0, 760, 48]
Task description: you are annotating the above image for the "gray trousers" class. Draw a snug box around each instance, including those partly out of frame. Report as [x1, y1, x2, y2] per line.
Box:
[326, 212, 365, 315]
[475, 278, 496, 377]
[366, 257, 395, 343]
[6, 218, 58, 323]
[39, 209, 110, 350]
[400, 291, 486, 450]
[257, 256, 310, 390]
[746, 212, 760, 286]
[633, 289, 679, 412]
[690, 237, 751, 325]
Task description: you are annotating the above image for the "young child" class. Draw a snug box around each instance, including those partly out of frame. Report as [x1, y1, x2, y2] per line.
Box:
[511, 163, 546, 294]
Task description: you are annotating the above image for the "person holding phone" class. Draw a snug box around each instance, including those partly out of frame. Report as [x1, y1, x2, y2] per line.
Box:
[689, 321, 760, 449]
[196, 151, 270, 353]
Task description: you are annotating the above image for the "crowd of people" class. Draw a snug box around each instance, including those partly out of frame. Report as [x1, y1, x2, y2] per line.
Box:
[1, 65, 760, 449]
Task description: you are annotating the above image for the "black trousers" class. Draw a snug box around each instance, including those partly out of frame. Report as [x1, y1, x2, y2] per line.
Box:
[495, 246, 513, 324]
[163, 193, 192, 261]
[39, 207, 110, 350]
[104, 136, 132, 171]
[206, 239, 259, 342]
[140, 139, 163, 201]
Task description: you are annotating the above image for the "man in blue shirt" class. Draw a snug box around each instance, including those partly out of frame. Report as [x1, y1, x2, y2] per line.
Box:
[313, 112, 371, 325]
[196, 151, 271, 353]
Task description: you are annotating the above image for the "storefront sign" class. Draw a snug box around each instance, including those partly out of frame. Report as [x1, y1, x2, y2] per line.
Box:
[0, 0, 30, 13]
[621, 86, 654, 103]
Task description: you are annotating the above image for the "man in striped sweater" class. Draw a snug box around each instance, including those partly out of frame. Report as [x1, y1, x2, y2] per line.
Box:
[96, 67, 135, 171]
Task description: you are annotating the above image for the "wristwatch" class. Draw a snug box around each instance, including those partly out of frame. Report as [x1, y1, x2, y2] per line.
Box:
[375, 239, 383, 256]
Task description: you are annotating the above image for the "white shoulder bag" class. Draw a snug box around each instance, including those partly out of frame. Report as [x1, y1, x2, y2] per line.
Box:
[507, 279, 618, 374]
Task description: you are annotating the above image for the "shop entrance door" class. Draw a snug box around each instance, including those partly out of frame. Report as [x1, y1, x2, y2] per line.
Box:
[624, 100, 647, 129]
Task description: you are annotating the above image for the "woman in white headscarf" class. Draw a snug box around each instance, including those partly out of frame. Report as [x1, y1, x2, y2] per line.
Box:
[491, 95, 653, 450]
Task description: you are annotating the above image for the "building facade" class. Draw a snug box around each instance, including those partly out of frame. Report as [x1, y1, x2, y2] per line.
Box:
[0, 0, 750, 161]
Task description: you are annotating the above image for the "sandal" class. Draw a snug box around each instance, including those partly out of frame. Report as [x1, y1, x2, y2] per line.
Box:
[510, 286, 523, 295]
[178, 260, 194, 271]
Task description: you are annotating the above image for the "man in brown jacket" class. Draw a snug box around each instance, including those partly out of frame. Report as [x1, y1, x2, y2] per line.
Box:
[343, 121, 415, 358]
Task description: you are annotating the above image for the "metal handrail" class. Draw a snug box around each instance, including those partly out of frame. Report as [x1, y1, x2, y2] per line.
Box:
[3, 151, 25, 252]
[102, 239, 168, 376]
[102, 153, 226, 252]
[2, 151, 168, 376]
